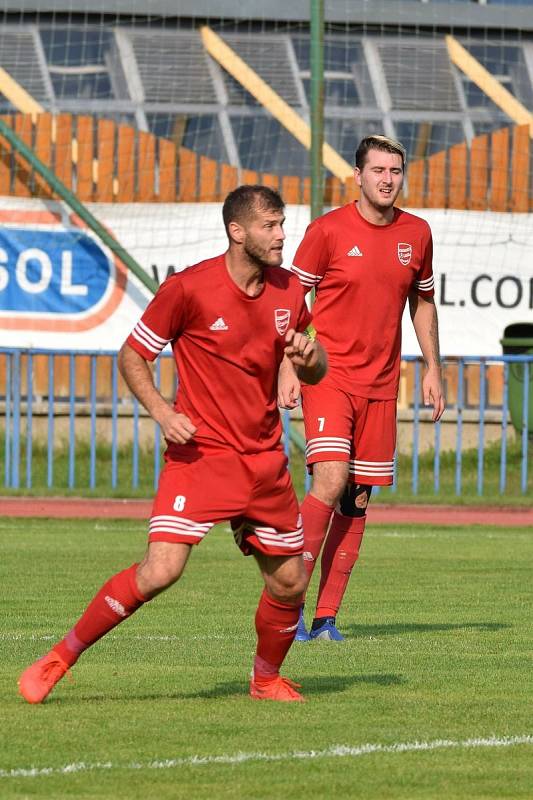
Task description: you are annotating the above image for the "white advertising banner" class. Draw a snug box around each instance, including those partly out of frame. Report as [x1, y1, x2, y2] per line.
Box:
[0, 196, 531, 355]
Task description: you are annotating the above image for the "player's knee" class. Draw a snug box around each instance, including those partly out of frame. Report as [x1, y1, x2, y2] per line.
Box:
[136, 559, 183, 598]
[272, 584, 305, 606]
[312, 470, 349, 507]
[338, 484, 372, 518]
[266, 568, 306, 605]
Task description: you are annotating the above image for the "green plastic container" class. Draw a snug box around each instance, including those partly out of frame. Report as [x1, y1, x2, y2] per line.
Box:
[500, 322, 533, 435]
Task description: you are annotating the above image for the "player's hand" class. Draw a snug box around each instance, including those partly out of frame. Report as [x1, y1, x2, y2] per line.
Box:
[157, 405, 197, 444]
[284, 329, 327, 385]
[278, 352, 301, 409]
[278, 372, 301, 409]
[284, 329, 320, 370]
[423, 366, 445, 422]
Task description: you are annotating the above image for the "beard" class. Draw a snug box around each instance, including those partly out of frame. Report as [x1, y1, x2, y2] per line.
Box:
[243, 238, 281, 268]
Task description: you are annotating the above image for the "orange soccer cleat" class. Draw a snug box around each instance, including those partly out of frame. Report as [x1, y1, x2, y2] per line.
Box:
[249, 674, 305, 703]
[18, 650, 71, 704]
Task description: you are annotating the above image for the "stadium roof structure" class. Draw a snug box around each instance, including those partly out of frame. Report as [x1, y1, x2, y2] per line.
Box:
[2, 1, 533, 30]
[0, 1, 532, 176]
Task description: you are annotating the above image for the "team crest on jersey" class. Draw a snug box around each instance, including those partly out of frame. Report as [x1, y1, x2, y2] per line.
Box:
[397, 242, 413, 266]
[274, 308, 291, 335]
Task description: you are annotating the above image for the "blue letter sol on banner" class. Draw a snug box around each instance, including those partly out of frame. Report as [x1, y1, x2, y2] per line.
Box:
[0, 210, 127, 332]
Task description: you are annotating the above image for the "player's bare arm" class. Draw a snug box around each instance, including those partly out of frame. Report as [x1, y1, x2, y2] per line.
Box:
[277, 355, 301, 409]
[118, 343, 197, 444]
[408, 292, 445, 422]
[284, 329, 327, 385]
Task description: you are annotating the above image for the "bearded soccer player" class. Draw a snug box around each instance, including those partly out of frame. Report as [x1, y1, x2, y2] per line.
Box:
[281, 135, 444, 641]
[19, 185, 327, 704]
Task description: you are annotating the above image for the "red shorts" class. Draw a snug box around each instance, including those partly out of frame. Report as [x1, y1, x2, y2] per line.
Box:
[301, 380, 397, 486]
[149, 445, 303, 556]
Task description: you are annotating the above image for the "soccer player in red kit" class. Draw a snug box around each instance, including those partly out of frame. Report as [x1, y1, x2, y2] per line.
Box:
[282, 135, 445, 641]
[18, 185, 327, 704]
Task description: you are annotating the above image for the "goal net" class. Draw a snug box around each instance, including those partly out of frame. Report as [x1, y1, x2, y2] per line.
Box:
[0, 1, 531, 357]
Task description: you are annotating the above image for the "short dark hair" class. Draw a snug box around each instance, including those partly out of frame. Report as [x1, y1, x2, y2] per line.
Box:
[355, 135, 407, 171]
[222, 184, 284, 234]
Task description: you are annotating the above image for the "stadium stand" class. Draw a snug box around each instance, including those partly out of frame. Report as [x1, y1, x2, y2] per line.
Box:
[0, 1, 532, 174]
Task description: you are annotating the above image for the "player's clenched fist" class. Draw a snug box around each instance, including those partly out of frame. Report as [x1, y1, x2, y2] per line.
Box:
[284, 329, 315, 364]
[157, 406, 197, 444]
[284, 328, 327, 385]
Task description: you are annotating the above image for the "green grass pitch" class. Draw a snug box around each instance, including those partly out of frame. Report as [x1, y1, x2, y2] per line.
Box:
[1, 518, 533, 799]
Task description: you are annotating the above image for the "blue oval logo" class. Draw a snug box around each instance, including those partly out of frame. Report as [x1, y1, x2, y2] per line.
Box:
[0, 227, 111, 314]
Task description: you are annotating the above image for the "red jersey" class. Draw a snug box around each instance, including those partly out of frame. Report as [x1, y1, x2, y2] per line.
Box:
[126, 254, 311, 455]
[291, 202, 434, 399]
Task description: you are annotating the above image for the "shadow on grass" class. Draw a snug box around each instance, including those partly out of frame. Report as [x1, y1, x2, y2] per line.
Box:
[155, 672, 405, 701]
[342, 621, 510, 637]
[45, 622, 509, 704]
[58, 673, 405, 704]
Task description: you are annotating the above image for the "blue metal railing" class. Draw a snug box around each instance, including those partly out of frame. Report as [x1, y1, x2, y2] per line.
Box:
[398, 354, 531, 497]
[0, 348, 531, 497]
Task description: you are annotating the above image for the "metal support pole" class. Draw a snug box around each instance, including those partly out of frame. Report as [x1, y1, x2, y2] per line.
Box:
[310, 0, 324, 222]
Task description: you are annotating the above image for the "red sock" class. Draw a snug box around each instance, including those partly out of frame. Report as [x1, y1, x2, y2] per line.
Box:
[300, 493, 334, 582]
[253, 590, 300, 680]
[315, 514, 366, 618]
[53, 564, 147, 667]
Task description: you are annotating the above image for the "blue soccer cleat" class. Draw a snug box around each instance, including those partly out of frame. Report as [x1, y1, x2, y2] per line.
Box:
[309, 617, 345, 642]
[294, 607, 311, 642]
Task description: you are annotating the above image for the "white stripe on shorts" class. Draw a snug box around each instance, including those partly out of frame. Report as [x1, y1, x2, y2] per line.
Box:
[306, 436, 351, 459]
[235, 522, 304, 551]
[349, 459, 395, 477]
[254, 526, 304, 550]
[149, 515, 213, 540]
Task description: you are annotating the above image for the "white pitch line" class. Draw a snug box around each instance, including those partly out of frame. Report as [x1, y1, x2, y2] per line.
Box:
[1, 635, 56, 642]
[1, 735, 532, 779]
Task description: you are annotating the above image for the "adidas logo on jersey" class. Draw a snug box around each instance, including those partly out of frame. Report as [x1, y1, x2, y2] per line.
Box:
[209, 317, 229, 331]
[347, 245, 363, 256]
